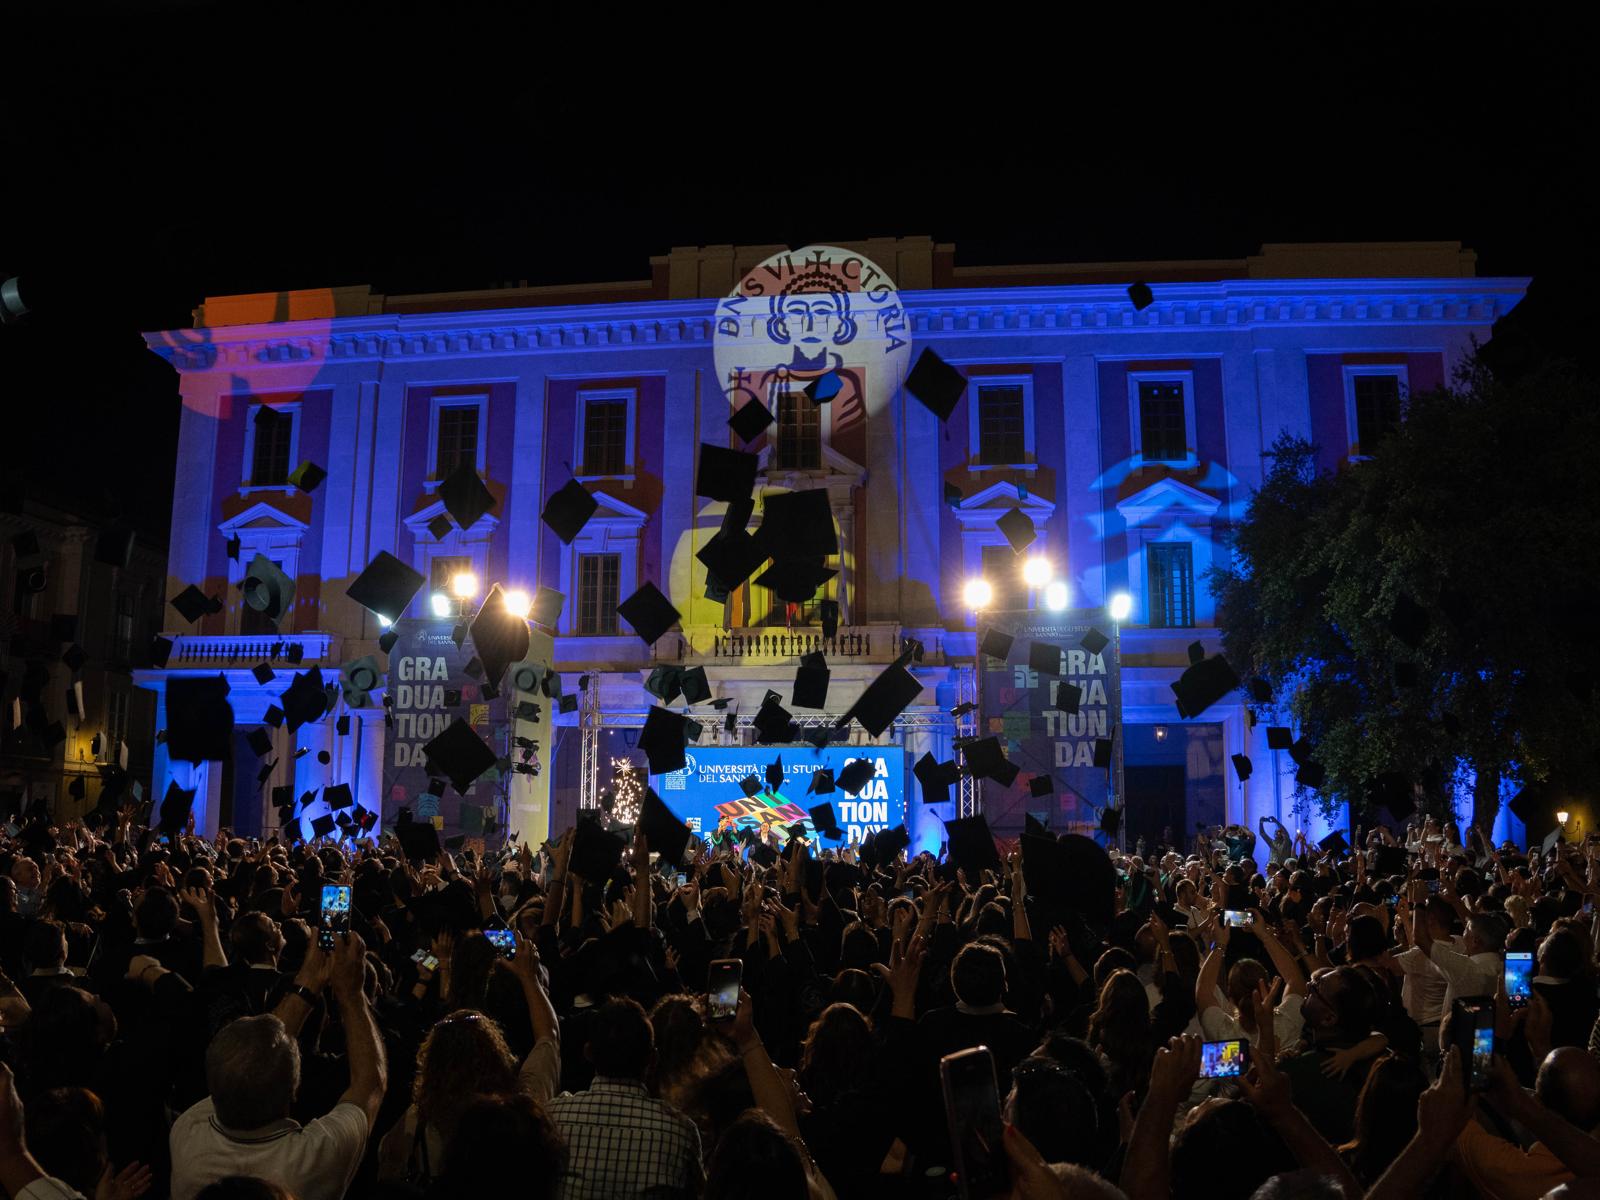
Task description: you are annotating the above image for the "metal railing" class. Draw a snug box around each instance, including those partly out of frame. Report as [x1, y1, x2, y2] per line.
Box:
[160, 632, 335, 666]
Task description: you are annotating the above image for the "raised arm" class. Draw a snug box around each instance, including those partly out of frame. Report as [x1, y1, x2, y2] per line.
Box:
[1120, 1036, 1201, 1200]
[180, 886, 228, 971]
[1252, 911, 1306, 996]
[331, 932, 386, 1132]
[632, 832, 652, 930]
[1196, 920, 1228, 1013]
[509, 932, 561, 1103]
[1010, 853, 1032, 942]
[1369, 1049, 1472, 1200]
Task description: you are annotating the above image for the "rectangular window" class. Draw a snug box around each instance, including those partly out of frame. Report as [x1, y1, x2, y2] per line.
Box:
[250, 407, 294, 485]
[982, 543, 1028, 613]
[976, 384, 1026, 465]
[1353, 374, 1403, 452]
[434, 405, 480, 477]
[1138, 381, 1187, 463]
[776, 391, 821, 470]
[1147, 542, 1195, 628]
[577, 554, 620, 635]
[582, 398, 629, 476]
[114, 592, 135, 661]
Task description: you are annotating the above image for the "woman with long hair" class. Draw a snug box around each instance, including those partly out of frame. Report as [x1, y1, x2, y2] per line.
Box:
[1087, 970, 1154, 1101]
[1339, 1053, 1426, 1186]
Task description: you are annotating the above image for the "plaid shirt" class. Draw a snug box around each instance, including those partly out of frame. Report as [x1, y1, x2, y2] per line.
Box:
[546, 1077, 703, 1199]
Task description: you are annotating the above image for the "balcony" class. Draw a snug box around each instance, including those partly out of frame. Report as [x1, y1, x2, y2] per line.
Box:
[664, 624, 907, 664]
[157, 632, 337, 668]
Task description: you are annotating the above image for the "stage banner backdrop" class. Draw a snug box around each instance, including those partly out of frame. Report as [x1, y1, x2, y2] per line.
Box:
[653, 746, 906, 845]
[978, 607, 1122, 838]
[383, 618, 512, 841]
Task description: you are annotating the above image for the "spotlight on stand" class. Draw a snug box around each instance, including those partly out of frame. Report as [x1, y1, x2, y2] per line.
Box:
[962, 578, 993, 610]
[1109, 592, 1134, 622]
[430, 592, 453, 618]
[1044, 580, 1069, 612]
[450, 572, 479, 601]
[1022, 557, 1051, 588]
[501, 589, 532, 619]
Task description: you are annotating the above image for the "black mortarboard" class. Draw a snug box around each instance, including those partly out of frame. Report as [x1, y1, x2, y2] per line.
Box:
[697, 527, 767, 591]
[1028, 774, 1053, 797]
[1025, 813, 1049, 838]
[305, 812, 334, 839]
[158, 780, 196, 833]
[836, 758, 876, 796]
[1127, 281, 1154, 310]
[150, 635, 174, 669]
[439, 463, 498, 530]
[1248, 678, 1273, 704]
[617, 582, 680, 645]
[559, 694, 578, 714]
[570, 819, 625, 880]
[469, 585, 531, 691]
[728, 399, 775, 444]
[171, 585, 210, 625]
[819, 599, 839, 639]
[95, 523, 135, 569]
[638, 705, 689, 775]
[1186, 641, 1205, 666]
[993, 758, 1021, 787]
[1055, 682, 1082, 714]
[67, 775, 85, 801]
[335, 810, 354, 830]
[756, 489, 838, 559]
[679, 666, 711, 705]
[250, 661, 275, 686]
[962, 735, 1006, 780]
[1389, 593, 1429, 649]
[427, 513, 454, 541]
[357, 808, 378, 833]
[541, 478, 598, 544]
[944, 814, 1001, 875]
[1296, 761, 1326, 789]
[396, 820, 442, 861]
[422, 719, 498, 794]
[1028, 641, 1062, 676]
[462, 656, 484, 681]
[765, 756, 785, 789]
[347, 552, 425, 623]
[1080, 627, 1110, 656]
[904, 347, 966, 421]
[1317, 830, 1348, 855]
[1093, 735, 1114, 769]
[256, 760, 276, 784]
[1265, 727, 1294, 751]
[324, 783, 354, 811]
[792, 662, 830, 710]
[877, 825, 910, 864]
[166, 675, 234, 762]
[696, 443, 759, 503]
[280, 668, 328, 731]
[808, 768, 835, 795]
[272, 782, 293, 811]
[752, 693, 794, 744]
[316, 750, 331, 764]
[1231, 753, 1252, 782]
[839, 663, 922, 738]
[914, 752, 956, 805]
[288, 461, 327, 492]
[241, 554, 296, 624]
[336, 713, 350, 736]
[339, 655, 382, 707]
[532, 586, 564, 628]
[739, 773, 762, 797]
[1042, 833, 1117, 926]
[996, 507, 1036, 554]
[60, 643, 86, 673]
[979, 628, 1014, 660]
[259, 704, 283, 730]
[645, 665, 683, 704]
[1171, 655, 1240, 719]
[246, 727, 274, 757]
[640, 788, 693, 865]
[756, 559, 836, 604]
[805, 369, 843, 404]
[808, 802, 842, 838]
[443, 688, 463, 708]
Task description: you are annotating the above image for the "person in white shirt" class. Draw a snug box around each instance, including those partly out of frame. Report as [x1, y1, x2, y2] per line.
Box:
[1408, 886, 1508, 1052]
[1393, 895, 1457, 1055]
[1194, 909, 1307, 1049]
[169, 933, 386, 1200]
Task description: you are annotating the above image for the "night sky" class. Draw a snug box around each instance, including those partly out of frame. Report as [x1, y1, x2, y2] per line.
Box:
[2, 9, 1585, 543]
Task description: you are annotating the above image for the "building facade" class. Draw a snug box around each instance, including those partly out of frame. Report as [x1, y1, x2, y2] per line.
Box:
[134, 237, 1527, 851]
[2, 500, 166, 820]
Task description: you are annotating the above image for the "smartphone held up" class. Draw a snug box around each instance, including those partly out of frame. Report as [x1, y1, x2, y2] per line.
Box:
[317, 885, 351, 951]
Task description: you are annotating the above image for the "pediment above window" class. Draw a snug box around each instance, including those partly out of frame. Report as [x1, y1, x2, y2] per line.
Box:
[951, 480, 1056, 531]
[1115, 477, 1221, 527]
[403, 498, 500, 544]
[217, 501, 310, 539]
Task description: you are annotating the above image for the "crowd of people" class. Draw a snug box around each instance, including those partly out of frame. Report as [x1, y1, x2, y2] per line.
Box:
[3, 803, 1600, 1200]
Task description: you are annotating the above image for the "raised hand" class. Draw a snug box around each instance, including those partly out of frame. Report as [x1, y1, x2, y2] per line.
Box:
[1419, 1047, 1472, 1143]
[95, 1161, 154, 1200]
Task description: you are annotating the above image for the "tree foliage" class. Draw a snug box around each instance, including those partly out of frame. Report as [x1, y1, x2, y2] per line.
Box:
[1207, 357, 1600, 830]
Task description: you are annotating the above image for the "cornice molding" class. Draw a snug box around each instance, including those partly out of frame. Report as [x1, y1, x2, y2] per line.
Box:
[142, 277, 1531, 373]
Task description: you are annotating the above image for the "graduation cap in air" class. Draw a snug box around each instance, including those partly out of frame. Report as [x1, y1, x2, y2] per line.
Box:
[808, 802, 842, 839]
[158, 779, 197, 833]
[60, 643, 86, 673]
[427, 513, 454, 541]
[617, 582, 681, 645]
[1372, 844, 1408, 876]
[541, 479, 599, 544]
[1296, 761, 1327, 789]
[246, 727, 274, 758]
[914, 753, 959, 805]
[637, 705, 689, 774]
[752, 693, 795, 744]
[996, 508, 1036, 554]
[170, 585, 214, 625]
[347, 552, 425, 624]
[247, 662, 275, 687]
[837, 663, 922, 738]
[696, 443, 760, 503]
[827, 758, 872, 797]
[876, 824, 911, 864]
[756, 559, 836, 604]
[808, 769, 834, 795]
[421, 719, 498, 794]
[339, 656, 382, 707]
[904, 347, 966, 421]
[1265, 726, 1294, 751]
[1389, 593, 1429, 649]
[532, 586, 564, 628]
[736, 774, 762, 798]
[1369, 771, 1414, 820]
[1028, 641, 1063, 676]
[944, 814, 1001, 875]
[67, 775, 85, 801]
[962, 735, 1006, 780]
[645, 665, 683, 704]
[1248, 678, 1272, 704]
[1054, 681, 1082, 714]
[395, 819, 442, 862]
[150, 635, 174, 669]
[1317, 830, 1348, 856]
[95, 522, 135, 569]
[165, 675, 234, 762]
[316, 750, 331, 765]
[324, 783, 354, 811]
[469, 585, 531, 691]
[1127, 281, 1154, 311]
[1099, 804, 1121, 836]
[272, 784, 294, 819]
[1288, 736, 1313, 767]
[1231, 753, 1252, 782]
[679, 666, 711, 705]
[569, 819, 625, 880]
[728, 399, 775, 445]
[256, 760, 277, 784]
[763, 756, 785, 790]
[640, 788, 693, 865]
[459, 803, 484, 835]
[1080, 627, 1110, 656]
[280, 668, 329, 732]
[288, 461, 327, 492]
[1028, 774, 1053, 798]
[1025, 813, 1049, 839]
[792, 660, 830, 710]
[1032, 833, 1118, 927]
[559, 694, 578, 714]
[805, 369, 843, 404]
[440, 463, 497, 530]
[1093, 734, 1114, 770]
[979, 628, 1014, 660]
[1171, 654, 1241, 719]
[698, 527, 766, 593]
[756, 489, 838, 560]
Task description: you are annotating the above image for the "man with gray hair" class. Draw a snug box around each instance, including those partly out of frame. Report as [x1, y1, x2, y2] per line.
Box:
[168, 933, 385, 1200]
[1410, 880, 1508, 1053]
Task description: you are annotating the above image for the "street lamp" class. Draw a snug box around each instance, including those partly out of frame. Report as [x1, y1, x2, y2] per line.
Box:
[1558, 810, 1570, 828]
